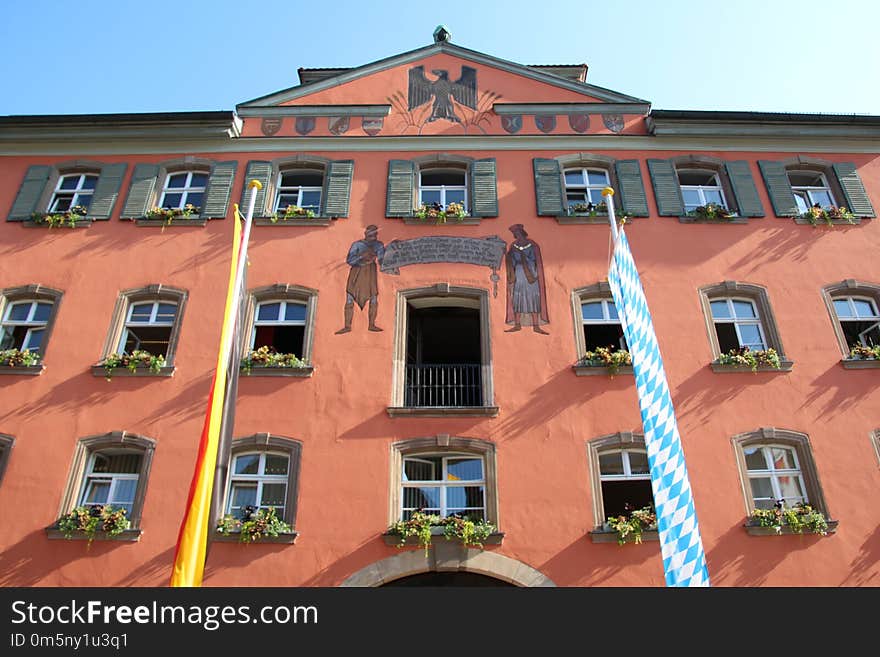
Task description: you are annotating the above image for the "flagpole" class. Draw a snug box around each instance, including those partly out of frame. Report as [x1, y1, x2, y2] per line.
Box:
[603, 187, 619, 242]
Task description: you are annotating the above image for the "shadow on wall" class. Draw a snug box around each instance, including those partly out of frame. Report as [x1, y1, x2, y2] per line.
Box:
[843, 523, 880, 586]
[539, 535, 661, 586]
[800, 362, 876, 421]
[301, 537, 397, 586]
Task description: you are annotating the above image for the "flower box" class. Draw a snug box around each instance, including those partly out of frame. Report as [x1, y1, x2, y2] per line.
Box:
[713, 347, 791, 372]
[385, 512, 500, 555]
[0, 349, 43, 375]
[27, 205, 91, 228]
[94, 351, 170, 380]
[796, 205, 858, 226]
[600, 505, 658, 545]
[573, 347, 632, 376]
[138, 205, 203, 226]
[745, 502, 835, 536]
[50, 505, 133, 545]
[413, 202, 468, 224]
[240, 347, 312, 376]
[216, 507, 293, 543]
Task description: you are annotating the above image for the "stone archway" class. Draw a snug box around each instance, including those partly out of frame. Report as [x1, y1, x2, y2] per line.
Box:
[340, 546, 554, 587]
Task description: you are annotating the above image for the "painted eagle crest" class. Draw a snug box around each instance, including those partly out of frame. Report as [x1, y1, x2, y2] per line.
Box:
[407, 65, 477, 123]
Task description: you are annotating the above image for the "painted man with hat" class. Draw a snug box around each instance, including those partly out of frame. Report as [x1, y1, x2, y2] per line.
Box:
[336, 225, 386, 333]
[504, 224, 549, 334]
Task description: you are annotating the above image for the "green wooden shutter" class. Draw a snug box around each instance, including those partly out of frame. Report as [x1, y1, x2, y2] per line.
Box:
[240, 161, 272, 216]
[323, 160, 354, 217]
[724, 161, 764, 217]
[833, 162, 875, 218]
[533, 158, 563, 216]
[8, 165, 51, 221]
[88, 163, 128, 220]
[386, 160, 415, 217]
[201, 160, 238, 219]
[614, 160, 649, 217]
[647, 159, 684, 216]
[470, 158, 498, 217]
[757, 161, 797, 217]
[121, 164, 160, 218]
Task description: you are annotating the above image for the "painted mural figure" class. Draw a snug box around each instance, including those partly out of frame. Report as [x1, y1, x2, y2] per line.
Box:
[336, 225, 386, 333]
[504, 224, 549, 334]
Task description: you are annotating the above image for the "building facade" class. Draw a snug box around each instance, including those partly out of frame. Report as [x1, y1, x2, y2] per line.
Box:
[1, 32, 879, 586]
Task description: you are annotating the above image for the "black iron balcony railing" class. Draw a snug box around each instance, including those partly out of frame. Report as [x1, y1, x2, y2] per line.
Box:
[404, 363, 483, 407]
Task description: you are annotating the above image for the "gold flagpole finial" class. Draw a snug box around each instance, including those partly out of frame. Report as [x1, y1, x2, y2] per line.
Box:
[249, 179, 263, 190]
[602, 186, 614, 197]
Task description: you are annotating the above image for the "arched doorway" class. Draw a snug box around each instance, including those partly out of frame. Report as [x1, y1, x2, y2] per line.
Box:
[383, 572, 515, 586]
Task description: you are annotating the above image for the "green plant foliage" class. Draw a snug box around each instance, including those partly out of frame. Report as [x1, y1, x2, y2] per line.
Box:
[100, 350, 166, 380]
[57, 504, 130, 545]
[687, 203, 733, 220]
[270, 205, 317, 222]
[0, 348, 41, 367]
[605, 504, 657, 545]
[144, 204, 200, 225]
[216, 506, 292, 543]
[800, 204, 856, 227]
[849, 344, 880, 360]
[414, 202, 468, 224]
[567, 201, 608, 216]
[717, 347, 781, 371]
[748, 501, 829, 535]
[30, 204, 88, 228]
[240, 346, 306, 374]
[577, 346, 632, 374]
[387, 511, 496, 556]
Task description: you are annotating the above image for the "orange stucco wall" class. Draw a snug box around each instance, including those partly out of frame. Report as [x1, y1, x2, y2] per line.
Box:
[1, 144, 878, 587]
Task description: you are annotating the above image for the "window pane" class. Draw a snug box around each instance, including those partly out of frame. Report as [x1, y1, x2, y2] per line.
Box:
[737, 324, 765, 349]
[833, 299, 853, 318]
[710, 300, 731, 319]
[581, 302, 604, 321]
[732, 301, 756, 319]
[23, 328, 44, 351]
[749, 477, 774, 501]
[703, 189, 723, 205]
[162, 193, 183, 208]
[32, 303, 53, 323]
[234, 454, 260, 475]
[788, 171, 822, 187]
[793, 191, 810, 214]
[564, 170, 585, 186]
[113, 479, 138, 505]
[59, 176, 80, 190]
[277, 193, 300, 208]
[402, 485, 440, 510]
[776, 475, 804, 502]
[681, 189, 701, 206]
[189, 173, 209, 188]
[404, 458, 438, 481]
[156, 304, 177, 323]
[447, 458, 483, 481]
[166, 173, 188, 188]
[185, 192, 203, 208]
[257, 303, 281, 321]
[678, 171, 715, 186]
[421, 170, 465, 186]
[300, 190, 321, 209]
[260, 483, 287, 508]
[446, 485, 484, 509]
[83, 480, 111, 505]
[607, 302, 619, 320]
[770, 447, 796, 471]
[420, 190, 441, 205]
[264, 454, 289, 475]
[809, 190, 833, 207]
[444, 189, 466, 205]
[281, 172, 322, 187]
[93, 453, 141, 474]
[82, 175, 99, 190]
[853, 299, 877, 318]
[129, 303, 153, 322]
[8, 303, 31, 322]
[567, 192, 588, 204]
[628, 451, 649, 474]
[587, 170, 609, 186]
[598, 452, 624, 476]
[231, 484, 258, 510]
[284, 303, 307, 322]
[744, 447, 767, 471]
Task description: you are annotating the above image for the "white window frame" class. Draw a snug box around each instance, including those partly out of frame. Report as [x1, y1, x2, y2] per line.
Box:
[418, 168, 468, 209]
[581, 299, 626, 350]
[564, 167, 610, 207]
[833, 295, 880, 347]
[401, 453, 486, 520]
[49, 173, 99, 213]
[159, 171, 207, 210]
[710, 297, 768, 351]
[677, 169, 727, 212]
[597, 448, 652, 521]
[0, 299, 53, 352]
[274, 170, 323, 213]
[743, 444, 808, 508]
[79, 452, 141, 515]
[226, 451, 290, 518]
[251, 300, 307, 350]
[117, 300, 177, 354]
[788, 171, 836, 213]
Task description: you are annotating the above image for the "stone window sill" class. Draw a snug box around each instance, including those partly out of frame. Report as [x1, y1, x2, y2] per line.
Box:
[679, 215, 748, 224]
[91, 365, 176, 378]
[589, 528, 659, 544]
[793, 216, 864, 226]
[386, 406, 499, 418]
[840, 358, 880, 370]
[572, 364, 633, 377]
[22, 219, 93, 229]
[213, 531, 298, 544]
[744, 520, 838, 536]
[711, 359, 793, 373]
[45, 528, 142, 542]
[133, 218, 208, 227]
[254, 217, 333, 227]
[0, 364, 44, 376]
[382, 531, 504, 547]
[555, 213, 610, 225]
[399, 216, 483, 226]
[240, 365, 314, 377]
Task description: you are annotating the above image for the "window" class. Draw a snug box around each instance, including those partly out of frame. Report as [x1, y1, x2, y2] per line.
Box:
[386, 156, 498, 219]
[0, 299, 54, 353]
[390, 286, 495, 415]
[0, 434, 13, 487]
[698, 281, 789, 367]
[100, 285, 187, 367]
[564, 168, 610, 210]
[788, 170, 835, 213]
[390, 436, 498, 525]
[581, 299, 626, 351]
[677, 169, 727, 213]
[57, 432, 156, 532]
[159, 171, 207, 210]
[831, 296, 880, 347]
[244, 285, 317, 370]
[586, 432, 655, 527]
[419, 167, 467, 208]
[119, 300, 178, 356]
[221, 434, 302, 527]
[709, 298, 767, 352]
[732, 428, 829, 517]
[49, 173, 99, 212]
[274, 170, 322, 213]
[0, 285, 63, 363]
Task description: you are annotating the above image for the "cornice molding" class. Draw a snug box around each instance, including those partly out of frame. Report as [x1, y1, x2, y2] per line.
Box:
[494, 102, 650, 115]
[236, 105, 391, 118]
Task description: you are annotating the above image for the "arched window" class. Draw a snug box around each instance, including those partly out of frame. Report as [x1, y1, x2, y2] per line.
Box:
[586, 432, 654, 527]
[159, 170, 208, 211]
[274, 169, 323, 214]
[49, 172, 100, 212]
[242, 284, 317, 375]
[0, 285, 63, 368]
[677, 169, 727, 213]
[821, 281, 880, 364]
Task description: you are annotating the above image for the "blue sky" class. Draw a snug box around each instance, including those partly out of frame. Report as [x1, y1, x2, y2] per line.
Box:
[2, 0, 877, 116]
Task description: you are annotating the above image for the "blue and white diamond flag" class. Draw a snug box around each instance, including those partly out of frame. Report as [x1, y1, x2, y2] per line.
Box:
[607, 226, 710, 587]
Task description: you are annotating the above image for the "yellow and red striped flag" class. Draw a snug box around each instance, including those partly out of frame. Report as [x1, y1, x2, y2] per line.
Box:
[170, 181, 261, 587]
